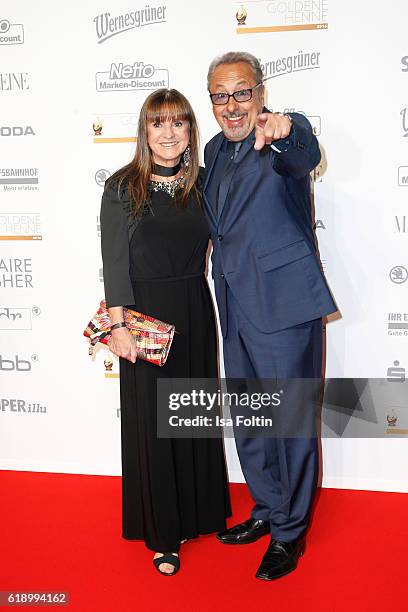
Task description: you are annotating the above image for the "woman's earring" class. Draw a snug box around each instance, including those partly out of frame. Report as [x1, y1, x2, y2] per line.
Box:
[183, 145, 191, 168]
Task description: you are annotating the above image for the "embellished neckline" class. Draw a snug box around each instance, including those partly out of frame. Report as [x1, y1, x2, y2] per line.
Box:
[149, 175, 184, 198]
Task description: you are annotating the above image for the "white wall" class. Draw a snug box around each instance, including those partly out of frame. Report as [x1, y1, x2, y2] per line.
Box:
[1, 0, 407, 492]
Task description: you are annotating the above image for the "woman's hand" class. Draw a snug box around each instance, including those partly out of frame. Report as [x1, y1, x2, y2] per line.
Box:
[108, 327, 138, 363]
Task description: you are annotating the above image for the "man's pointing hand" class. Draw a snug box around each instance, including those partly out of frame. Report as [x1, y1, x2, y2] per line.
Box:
[254, 113, 292, 151]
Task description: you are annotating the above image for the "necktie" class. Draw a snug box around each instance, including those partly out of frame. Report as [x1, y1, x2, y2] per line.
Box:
[226, 140, 242, 160]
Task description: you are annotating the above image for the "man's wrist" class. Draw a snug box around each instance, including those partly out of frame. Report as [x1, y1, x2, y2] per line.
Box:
[275, 112, 293, 129]
[270, 113, 293, 154]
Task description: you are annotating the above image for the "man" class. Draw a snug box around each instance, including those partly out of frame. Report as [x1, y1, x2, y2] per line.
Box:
[203, 51, 337, 580]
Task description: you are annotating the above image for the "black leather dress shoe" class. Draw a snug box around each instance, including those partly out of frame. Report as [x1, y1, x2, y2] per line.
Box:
[217, 518, 270, 545]
[256, 536, 306, 580]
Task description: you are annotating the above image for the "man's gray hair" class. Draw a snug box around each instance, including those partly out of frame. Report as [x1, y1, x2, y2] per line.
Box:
[207, 51, 264, 90]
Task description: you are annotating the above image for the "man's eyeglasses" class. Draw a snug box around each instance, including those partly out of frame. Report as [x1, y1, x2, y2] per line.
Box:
[209, 82, 263, 106]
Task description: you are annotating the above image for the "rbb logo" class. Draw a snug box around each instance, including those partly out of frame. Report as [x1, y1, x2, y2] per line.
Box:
[0, 354, 32, 371]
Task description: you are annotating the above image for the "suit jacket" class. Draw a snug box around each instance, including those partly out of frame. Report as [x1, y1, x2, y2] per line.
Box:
[203, 111, 337, 337]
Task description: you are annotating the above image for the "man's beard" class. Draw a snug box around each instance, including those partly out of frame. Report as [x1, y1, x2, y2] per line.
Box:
[221, 111, 249, 140]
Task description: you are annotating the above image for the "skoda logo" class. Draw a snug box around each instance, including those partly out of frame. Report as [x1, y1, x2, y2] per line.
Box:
[390, 266, 408, 284]
[95, 169, 111, 187]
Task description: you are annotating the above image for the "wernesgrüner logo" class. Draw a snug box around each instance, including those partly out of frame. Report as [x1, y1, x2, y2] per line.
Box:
[96, 61, 169, 92]
[94, 6, 167, 43]
[0, 213, 42, 240]
[0, 167, 39, 191]
[261, 50, 320, 80]
[0, 19, 24, 45]
[235, 0, 328, 34]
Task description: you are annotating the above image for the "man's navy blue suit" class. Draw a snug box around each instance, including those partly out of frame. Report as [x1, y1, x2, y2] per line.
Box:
[203, 111, 337, 542]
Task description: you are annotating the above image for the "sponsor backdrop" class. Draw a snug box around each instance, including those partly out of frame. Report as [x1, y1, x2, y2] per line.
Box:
[1, 0, 407, 492]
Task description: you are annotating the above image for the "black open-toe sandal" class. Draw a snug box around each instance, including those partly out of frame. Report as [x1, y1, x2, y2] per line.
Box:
[153, 553, 180, 576]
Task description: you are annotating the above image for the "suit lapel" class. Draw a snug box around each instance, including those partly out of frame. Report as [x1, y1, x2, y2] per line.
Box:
[203, 133, 224, 228]
[204, 133, 224, 193]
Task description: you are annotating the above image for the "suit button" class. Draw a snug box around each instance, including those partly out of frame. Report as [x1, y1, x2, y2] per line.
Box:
[218, 235, 223, 241]
[220, 273, 225, 279]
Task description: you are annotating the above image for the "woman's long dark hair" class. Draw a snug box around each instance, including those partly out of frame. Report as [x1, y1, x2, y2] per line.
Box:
[110, 88, 201, 214]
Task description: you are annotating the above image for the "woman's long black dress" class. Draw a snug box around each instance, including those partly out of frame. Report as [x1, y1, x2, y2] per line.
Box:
[102, 180, 231, 554]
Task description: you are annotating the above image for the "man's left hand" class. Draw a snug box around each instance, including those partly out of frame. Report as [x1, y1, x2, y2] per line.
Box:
[254, 113, 292, 151]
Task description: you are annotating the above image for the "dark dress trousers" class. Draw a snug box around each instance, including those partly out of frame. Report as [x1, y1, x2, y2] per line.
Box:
[203, 111, 337, 542]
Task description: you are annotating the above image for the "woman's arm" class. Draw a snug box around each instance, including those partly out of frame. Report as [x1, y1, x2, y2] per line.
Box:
[100, 182, 135, 308]
[100, 182, 137, 363]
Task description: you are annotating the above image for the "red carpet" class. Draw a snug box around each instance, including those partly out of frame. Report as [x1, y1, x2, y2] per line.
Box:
[1, 470, 407, 612]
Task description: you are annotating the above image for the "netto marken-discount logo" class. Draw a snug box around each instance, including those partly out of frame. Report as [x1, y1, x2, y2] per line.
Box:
[96, 62, 169, 92]
[94, 5, 166, 43]
[0, 19, 24, 45]
[265, 105, 321, 136]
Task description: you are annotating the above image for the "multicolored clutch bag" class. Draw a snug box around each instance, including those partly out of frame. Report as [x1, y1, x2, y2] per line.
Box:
[83, 300, 175, 367]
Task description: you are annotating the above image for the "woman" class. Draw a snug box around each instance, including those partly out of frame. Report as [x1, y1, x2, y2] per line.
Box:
[100, 89, 231, 575]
